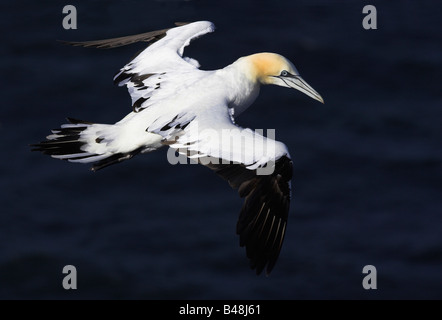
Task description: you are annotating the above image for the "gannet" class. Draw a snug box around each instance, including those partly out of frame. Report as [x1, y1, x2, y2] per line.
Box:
[32, 21, 323, 275]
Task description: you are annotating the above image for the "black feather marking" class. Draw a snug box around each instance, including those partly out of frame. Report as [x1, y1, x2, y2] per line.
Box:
[31, 119, 93, 159]
[204, 155, 292, 275]
[66, 117, 93, 125]
[160, 123, 172, 131]
[177, 121, 191, 130]
[156, 114, 179, 132]
[132, 73, 155, 88]
[133, 97, 149, 112]
[91, 147, 143, 171]
[31, 140, 86, 156]
[113, 71, 132, 85]
[59, 27, 173, 50]
[133, 73, 155, 83]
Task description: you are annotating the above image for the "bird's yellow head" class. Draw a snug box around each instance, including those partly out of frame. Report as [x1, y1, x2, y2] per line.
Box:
[247, 53, 324, 103]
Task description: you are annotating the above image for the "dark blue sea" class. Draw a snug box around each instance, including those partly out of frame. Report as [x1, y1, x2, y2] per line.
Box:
[1, 0, 441, 299]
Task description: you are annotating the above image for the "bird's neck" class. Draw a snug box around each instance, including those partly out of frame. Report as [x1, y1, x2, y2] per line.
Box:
[220, 57, 262, 116]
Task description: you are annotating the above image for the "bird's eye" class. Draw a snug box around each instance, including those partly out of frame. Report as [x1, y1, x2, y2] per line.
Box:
[280, 70, 289, 77]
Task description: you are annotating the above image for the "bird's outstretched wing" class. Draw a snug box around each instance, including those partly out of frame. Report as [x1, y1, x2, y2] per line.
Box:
[207, 155, 292, 276]
[62, 21, 215, 113]
[61, 22, 190, 49]
[148, 109, 293, 275]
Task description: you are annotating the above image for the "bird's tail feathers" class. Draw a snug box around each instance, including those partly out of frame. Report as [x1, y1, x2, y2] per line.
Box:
[31, 118, 141, 171]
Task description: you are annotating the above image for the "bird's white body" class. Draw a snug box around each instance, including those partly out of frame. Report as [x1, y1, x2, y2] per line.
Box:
[61, 22, 290, 168]
[34, 21, 323, 275]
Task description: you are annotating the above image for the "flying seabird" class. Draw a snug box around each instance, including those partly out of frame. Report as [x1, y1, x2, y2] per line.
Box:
[32, 21, 323, 275]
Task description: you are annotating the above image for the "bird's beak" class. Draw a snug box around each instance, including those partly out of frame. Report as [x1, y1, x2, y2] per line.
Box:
[280, 75, 324, 104]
